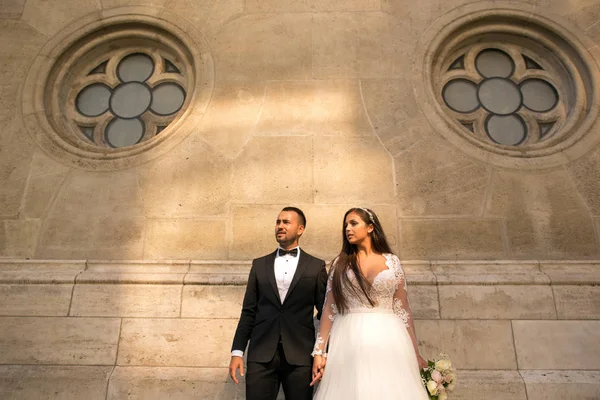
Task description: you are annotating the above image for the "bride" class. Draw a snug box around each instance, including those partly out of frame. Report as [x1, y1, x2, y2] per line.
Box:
[310, 207, 430, 399]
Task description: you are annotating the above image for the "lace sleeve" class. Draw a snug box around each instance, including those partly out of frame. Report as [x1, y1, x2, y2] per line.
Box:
[391, 255, 421, 356]
[312, 263, 337, 356]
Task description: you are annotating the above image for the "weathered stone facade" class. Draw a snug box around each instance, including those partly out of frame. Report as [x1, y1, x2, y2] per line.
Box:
[1, 0, 599, 398]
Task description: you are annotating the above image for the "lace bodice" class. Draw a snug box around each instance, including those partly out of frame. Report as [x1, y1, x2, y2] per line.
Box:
[312, 253, 414, 356]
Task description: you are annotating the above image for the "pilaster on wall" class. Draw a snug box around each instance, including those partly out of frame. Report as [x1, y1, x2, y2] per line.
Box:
[0, 259, 599, 399]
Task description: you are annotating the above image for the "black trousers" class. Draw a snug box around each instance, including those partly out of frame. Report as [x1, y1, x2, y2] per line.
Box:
[245, 343, 313, 400]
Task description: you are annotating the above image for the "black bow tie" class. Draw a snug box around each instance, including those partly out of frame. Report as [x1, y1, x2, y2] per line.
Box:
[278, 248, 298, 257]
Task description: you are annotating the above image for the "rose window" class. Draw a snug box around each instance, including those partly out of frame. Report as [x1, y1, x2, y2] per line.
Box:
[440, 46, 566, 148]
[73, 52, 187, 148]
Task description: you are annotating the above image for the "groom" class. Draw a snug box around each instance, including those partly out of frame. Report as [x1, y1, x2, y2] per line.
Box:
[229, 206, 328, 400]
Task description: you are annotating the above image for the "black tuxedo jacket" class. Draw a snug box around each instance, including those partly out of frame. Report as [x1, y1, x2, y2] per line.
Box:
[231, 249, 327, 366]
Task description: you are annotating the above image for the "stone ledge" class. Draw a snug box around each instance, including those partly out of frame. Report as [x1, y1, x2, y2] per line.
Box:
[0, 259, 599, 286]
[520, 370, 600, 400]
[539, 261, 600, 284]
[185, 260, 251, 285]
[77, 260, 191, 284]
[0, 260, 85, 284]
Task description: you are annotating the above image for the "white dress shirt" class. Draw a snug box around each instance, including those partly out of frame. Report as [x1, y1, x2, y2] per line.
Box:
[274, 246, 300, 303]
[232, 247, 301, 358]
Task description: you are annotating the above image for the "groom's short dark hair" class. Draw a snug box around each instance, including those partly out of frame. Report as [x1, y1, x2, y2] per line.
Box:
[281, 206, 306, 227]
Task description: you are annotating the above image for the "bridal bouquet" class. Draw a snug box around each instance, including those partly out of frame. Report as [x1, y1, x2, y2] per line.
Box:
[420, 354, 457, 400]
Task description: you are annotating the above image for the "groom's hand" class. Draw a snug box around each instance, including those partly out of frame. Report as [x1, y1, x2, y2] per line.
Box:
[229, 356, 244, 384]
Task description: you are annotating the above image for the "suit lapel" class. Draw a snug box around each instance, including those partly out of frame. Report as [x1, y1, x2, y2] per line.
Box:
[265, 251, 281, 303]
[283, 249, 309, 304]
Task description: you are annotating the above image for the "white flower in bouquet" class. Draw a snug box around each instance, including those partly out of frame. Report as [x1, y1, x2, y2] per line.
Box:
[438, 391, 448, 400]
[435, 359, 452, 372]
[426, 380, 438, 395]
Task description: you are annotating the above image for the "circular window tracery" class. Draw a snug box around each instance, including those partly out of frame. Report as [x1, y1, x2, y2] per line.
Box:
[72, 50, 187, 149]
[441, 45, 566, 148]
[413, 5, 600, 169]
[22, 12, 214, 170]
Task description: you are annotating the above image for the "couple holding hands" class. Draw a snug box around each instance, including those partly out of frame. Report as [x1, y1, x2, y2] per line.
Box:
[229, 207, 430, 400]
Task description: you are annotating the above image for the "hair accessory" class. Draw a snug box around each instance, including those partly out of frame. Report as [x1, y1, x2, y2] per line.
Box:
[358, 207, 375, 223]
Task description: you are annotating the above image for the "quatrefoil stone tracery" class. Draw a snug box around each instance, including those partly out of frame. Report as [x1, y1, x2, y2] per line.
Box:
[74, 52, 186, 148]
[441, 48, 561, 147]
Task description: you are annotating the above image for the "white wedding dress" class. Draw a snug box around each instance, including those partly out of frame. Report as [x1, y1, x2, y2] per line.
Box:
[312, 254, 429, 400]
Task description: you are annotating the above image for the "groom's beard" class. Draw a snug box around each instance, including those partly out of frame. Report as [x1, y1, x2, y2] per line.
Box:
[276, 231, 298, 247]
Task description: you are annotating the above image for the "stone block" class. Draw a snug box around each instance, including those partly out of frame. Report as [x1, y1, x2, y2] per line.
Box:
[196, 80, 265, 159]
[230, 205, 284, 260]
[101, 0, 168, 8]
[312, 12, 415, 78]
[117, 318, 238, 367]
[0, 284, 72, 316]
[0, 365, 112, 400]
[0, 0, 25, 17]
[415, 320, 517, 370]
[255, 80, 373, 137]
[70, 284, 182, 317]
[521, 370, 600, 400]
[144, 219, 228, 259]
[209, 13, 311, 80]
[0, 84, 20, 125]
[360, 78, 433, 156]
[409, 285, 440, 319]
[185, 261, 251, 285]
[393, 134, 490, 216]
[137, 135, 231, 217]
[399, 219, 506, 259]
[0, 219, 41, 258]
[568, 145, 600, 215]
[513, 321, 600, 369]
[0, 317, 120, 365]
[37, 170, 145, 259]
[487, 170, 598, 257]
[0, 20, 47, 82]
[439, 285, 556, 319]
[245, 0, 380, 12]
[588, 19, 600, 43]
[450, 370, 527, 400]
[539, 262, 600, 284]
[22, 0, 100, 36]
[313, 137, 395, 204]
[432, 261, 549, 285]
[50, 170, 144, 217]
[162, 0, 244, 35]
[21, 151, 70, 219]
[0, 260, 85, 284]
[553, 285, 600, 319]
[182, 286, 245, 318]
[37, 214, 145, 259]
[534, 1, 600, 32]
[107, 366, 242, 400]
[231, 137, 313, 203]
[381, 0, 494, 32]
[0, 125, 35, 218]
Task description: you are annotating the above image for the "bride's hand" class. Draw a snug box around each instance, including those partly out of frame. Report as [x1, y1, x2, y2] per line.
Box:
[310, 355, 326, 386]
[416, 354, 428, 370]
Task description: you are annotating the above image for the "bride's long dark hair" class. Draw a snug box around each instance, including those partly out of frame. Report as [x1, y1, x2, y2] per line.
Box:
[331, 208, 393, 314]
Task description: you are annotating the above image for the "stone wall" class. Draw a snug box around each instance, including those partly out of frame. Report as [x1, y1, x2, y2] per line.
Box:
[0, 259, 599, 399]
[0, 0, 599, 261]
[1, 1, 600, 399]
